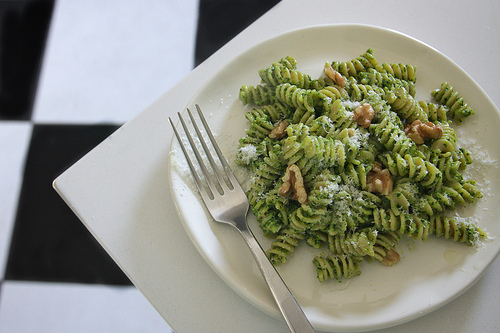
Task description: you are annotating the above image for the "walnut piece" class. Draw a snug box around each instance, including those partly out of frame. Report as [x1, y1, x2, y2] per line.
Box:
[366, 162, 393, 196]
[381, 249, 401, 266]
[268, 120, 289, 139]
[279, 164, 308, 204]
[353, 103, 375, 128]
[324, 63, 347, 87]
[405, 120, 443, 145]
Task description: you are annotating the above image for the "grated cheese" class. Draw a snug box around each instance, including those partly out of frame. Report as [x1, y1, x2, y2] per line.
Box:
[238, 144, 260, 164]
[341, 100, 362, 110]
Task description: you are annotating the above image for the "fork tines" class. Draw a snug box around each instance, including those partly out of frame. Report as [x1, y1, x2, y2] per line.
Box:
[169, 104, 235, 201]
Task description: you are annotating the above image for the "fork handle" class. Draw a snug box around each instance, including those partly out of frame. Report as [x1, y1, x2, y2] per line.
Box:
[238, 226, 316, 333]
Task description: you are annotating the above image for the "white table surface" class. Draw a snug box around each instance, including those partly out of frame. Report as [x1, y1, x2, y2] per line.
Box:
[53, 0, 500, 332]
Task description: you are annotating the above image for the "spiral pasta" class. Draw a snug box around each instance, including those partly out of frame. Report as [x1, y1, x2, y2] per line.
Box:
[259, 56, 312, 88]
[428, 215, 486, 246]
[267, 228, 305, 264]
[358, 68, 416, 96]
[419, 101, 448, 122]
[245, 103, 291, 124]
[425, 150, 463, 182]
[372, 231, 401, 261]
[246, 144, 285, 200]
[430, 121, 457, 153]
[328, 228, 378, 257]
[378, 152, 443, 188]
[431, 82, 475, 122]
[370, 114, 421, 157]
[348, 83, 385, 102]
[275, 83, 325, 112]
[305, 230, 328, 249]
[282, 125, 356, 181]
[236, 51, 486, 282]
[383, 86, 428, 123]
[414, 180, 483, 216]
[373, 208, 429, 241]
[330, 48, 379, 77]
[374, 62, 417, 83]
[318, 84, 350, 101]
[313, 255, 363, 282]
[325, 99, 358, 134]
[243, 113, 274, 140]
[239, 84, 275, 106]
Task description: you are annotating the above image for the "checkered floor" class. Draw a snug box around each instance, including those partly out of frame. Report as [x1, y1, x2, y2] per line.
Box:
[0, 0, 279, 331]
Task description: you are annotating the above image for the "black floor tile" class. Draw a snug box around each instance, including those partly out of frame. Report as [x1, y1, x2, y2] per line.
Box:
[0, 0, 54, 120]
[195, 0, 281, 66]
[5, 124, 132, 285]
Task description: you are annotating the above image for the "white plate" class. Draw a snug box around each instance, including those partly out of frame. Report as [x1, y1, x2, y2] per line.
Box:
[168, 24, 500, 332]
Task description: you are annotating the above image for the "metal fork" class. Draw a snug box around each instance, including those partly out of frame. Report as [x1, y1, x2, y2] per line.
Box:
[169, 105, 316, 333]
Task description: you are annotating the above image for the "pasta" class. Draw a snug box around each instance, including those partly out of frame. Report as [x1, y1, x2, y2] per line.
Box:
[267, 227, 304, 265]
[313, 255, 363, 282]
[431, 82, 475, 123]
[236, 49, 487, 282]
[259, 56, 312, 88]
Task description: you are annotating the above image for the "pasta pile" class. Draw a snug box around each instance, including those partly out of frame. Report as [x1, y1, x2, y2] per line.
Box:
[236, 49, 486, 282]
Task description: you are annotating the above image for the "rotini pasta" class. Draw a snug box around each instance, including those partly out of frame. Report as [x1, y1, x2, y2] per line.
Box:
[383, 86, 428, 123]
[374, 62, 417, 83]
[275, 83, 324, 112]
[245, 103, 291, 124]
[236, 50, 486, 282]
[328, 228, 378, 257]
[259, 56, 312, 88]
[430, 121, 458, 153]
[369, 114, 421, 158]
[422, 149, 463, 182]
[419, 101, 448, 122]
[239, 84, 275, 106]
[414, 180, 483, 217]
[330, 48, 378, 77]
[372, 231, 401, 261]
[431, 82, 475, 122]
[428, 215, 486, 246]
[313, 255, 363, 282]
[358, 68, 416, 96]
[372, 208, 429, 241]
[348, 82, 385, 102]
[267, 228, 305, 265]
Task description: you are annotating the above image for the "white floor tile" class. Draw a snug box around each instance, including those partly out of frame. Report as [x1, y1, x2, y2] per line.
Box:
[0, 122, 32, 278]
[33, 0, 198, 124]
[0, 281, 173, 333]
